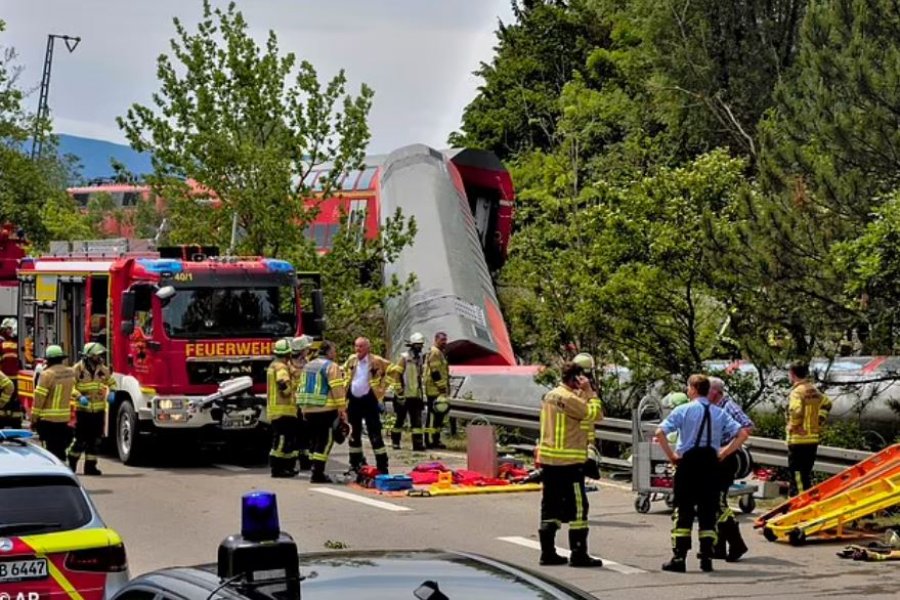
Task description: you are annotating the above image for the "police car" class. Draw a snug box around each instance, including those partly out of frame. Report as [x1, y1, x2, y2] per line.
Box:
[0, 430, 129, 600]
[111, 492, 595, 600]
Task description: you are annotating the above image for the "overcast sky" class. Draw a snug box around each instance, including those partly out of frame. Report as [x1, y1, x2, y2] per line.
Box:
[0, 0, 513, 154]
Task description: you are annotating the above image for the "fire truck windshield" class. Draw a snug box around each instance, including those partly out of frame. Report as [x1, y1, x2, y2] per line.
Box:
[161, 286, 296, 339]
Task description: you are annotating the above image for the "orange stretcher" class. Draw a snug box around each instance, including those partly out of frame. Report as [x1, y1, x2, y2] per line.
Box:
[755, 443, 900, 528]
[762, 471, 900, 545]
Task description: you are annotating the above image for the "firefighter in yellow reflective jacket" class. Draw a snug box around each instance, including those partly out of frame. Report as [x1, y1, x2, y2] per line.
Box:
[291, 336, 313, 471]
[785, 361, 833, 496]
[572, 353, 603, 479]
[31, 345, 79, 462]
[386, 332, 426, 451]
[268, 339, 299, 478]
[68, 342, 116, 476]
[297, 340, 347, 483]
[343, 337, 392, 473]
[0, 370, 15, 427]
[536, 361, 604, 568]
[424, 331, 450, 449]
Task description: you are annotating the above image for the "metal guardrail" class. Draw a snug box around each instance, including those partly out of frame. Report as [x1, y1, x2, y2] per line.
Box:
[449, 399, 873, 475]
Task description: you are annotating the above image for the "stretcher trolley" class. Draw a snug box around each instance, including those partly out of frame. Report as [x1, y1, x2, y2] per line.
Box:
[631, 394, 758, 514]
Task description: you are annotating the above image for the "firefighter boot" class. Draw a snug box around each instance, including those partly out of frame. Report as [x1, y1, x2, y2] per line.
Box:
[712, 524, 728, 560]
[725, 521, 748, 562]
[68, 455, 79, 473]
[698, 537, 715, 572]
[298, 453, 312, 472]
[390, 430, 402, 450]
[661, 549, 687, 573]
[376, 453, 390, 475]
[538, 526, 567, 566]
[310, 461, 334, 484]
[84, 460, 102, 476]
[568, 529, 603, 567]
[412, 432, 425, 452]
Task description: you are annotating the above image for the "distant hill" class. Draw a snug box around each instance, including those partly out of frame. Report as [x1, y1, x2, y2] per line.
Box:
[56, 134, 153, 183]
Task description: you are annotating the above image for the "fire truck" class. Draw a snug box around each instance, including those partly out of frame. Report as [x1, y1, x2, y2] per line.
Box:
[0, 223, 26, 322]
[14, 240, 324, 465]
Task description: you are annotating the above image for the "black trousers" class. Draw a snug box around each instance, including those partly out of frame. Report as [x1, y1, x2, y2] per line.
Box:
[305, 410, 338, 465]
[540, 464, 589, 531]
[296, 409, 310, 462]
[392, 396, 424, 449]
[788, 443, 818, 496]
[425, 395, 447, 446]
[37, 420, 72, 462]
[67, 411, 104, 463]
[348, 390, 388, 469]
[269, 416, 298, 474]
[671, 446, 719, 555]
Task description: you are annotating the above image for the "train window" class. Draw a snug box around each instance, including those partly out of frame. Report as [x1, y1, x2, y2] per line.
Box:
[122, 192, 140, 207]
[72, 193, 90, 206]
[341, 171, 360, 191]
[356, 167, 377, 190]
[312, 170, 329, 192]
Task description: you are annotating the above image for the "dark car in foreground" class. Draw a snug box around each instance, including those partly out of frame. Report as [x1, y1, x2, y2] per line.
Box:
[110, 491, 596, 600]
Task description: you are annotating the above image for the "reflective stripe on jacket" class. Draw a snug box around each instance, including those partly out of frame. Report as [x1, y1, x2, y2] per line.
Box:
[0, 371, 13, 410]
[33, 364, 79, 423]
[786, 381, 832, 445]
[343, 354, 391, 400]
[579, 395, 603, 445]
[424, 346, 449, 397]
[537, 384, 600, 466]
[73, 361, 116, 413]
[267, 359, 295, 420]
[1, 338, 17, 375]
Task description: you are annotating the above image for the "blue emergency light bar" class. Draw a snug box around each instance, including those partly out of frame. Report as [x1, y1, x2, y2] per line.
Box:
[241, 491, 280, 542]
[137, 258, 184, 274]
[0, 430, 34, 441]
[262, 259, 294, 273]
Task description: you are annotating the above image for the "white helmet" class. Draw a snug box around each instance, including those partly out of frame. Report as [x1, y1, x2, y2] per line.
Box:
[408, 332, 426, 345]
[0, 318, 15, 331]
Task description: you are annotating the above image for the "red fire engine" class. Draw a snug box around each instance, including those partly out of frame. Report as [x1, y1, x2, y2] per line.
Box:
[14, 240, 324, 464]
[0, 223, 26, 323]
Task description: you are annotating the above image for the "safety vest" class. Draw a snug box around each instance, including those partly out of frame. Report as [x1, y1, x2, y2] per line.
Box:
[424, 346, 449, 397]
[73, 361, 116, 413]
[537, 384, 600, 466]
[387, 351, 423, 399]
[33, 364, 79, 423]
[786, 381, 832, 445]
[267, 358, 295, 420]
[1, 336, 17, 376]
[297, 358, 346, 413]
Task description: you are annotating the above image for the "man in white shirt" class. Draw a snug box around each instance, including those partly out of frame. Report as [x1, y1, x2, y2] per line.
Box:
[343, 337, 392, 473]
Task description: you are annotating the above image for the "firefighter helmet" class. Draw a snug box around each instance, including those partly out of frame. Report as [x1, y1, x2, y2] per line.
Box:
[332, 417, 351, 445]
[45, 345, 65, 359]
[573, 353, 595, 371]
[664, 391, 690, 408]
[408, 332, 426, 346]
[433, 394, 450, 415]
[0, 317, 15, 330]
[291, 336, 312, 353]
[273, 339, 292, 356]
[82, 342, 106, 357]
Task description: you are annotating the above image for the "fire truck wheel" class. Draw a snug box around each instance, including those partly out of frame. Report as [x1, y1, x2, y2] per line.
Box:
[117, 400, 149, 465]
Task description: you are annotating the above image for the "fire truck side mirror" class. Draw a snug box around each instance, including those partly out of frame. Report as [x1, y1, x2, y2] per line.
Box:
[121, 291, 136, 335]
[311, 289, 325, 319]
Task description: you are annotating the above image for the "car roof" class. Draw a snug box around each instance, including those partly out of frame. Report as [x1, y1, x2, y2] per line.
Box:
[0, 438, 74, 477]
[117, 549, 596, 600]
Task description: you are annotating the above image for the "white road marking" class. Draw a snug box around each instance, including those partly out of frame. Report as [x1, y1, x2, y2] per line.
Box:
[311, 487, 412, 512]
[212, 464, 250, 472]
[497, 536, 646, 574]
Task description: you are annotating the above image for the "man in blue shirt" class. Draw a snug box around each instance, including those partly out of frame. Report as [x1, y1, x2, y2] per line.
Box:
[655, 375, 750, 573]
[709, 377, 754, 562]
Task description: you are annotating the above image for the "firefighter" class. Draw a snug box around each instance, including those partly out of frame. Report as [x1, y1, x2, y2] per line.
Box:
[31, 345, 79, 462]
[572, 352, 603, 479]
[785, 361, 832, 497]
[343, 337, 392, 473]
[268, 339, 299, 478]
[68, 342, 116, 475]
[386, 332, 426, 451]
[537, 361, 603, 568]
[290, 336, 313, 471]
[424, 331, 450, 449]
[708, 377, 753, 562]
[654, 374, 748, 573]
[297, 340, 347, 484]
[0, 318, 20, 428]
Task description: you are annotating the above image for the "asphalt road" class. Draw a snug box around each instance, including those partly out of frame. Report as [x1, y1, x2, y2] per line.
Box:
[82, 444, 900, 600]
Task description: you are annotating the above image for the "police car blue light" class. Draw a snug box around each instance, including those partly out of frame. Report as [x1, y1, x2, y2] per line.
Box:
[137, 258, 184, 274]
[262, 259, 294, 274]
[0, 429, 34, 441]
[241, 491, 280, 542]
